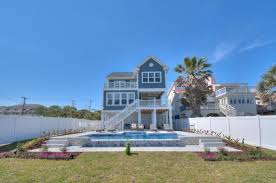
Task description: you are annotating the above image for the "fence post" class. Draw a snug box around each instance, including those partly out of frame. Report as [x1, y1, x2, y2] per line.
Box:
[258, 115, 262, 147]
[227, 116, 231, 136]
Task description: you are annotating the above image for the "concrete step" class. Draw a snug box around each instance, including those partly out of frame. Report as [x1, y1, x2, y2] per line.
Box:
[199, 139, 222, 143]
[43, 143, 67, 148]
[200, 142, 225, 148]
[46, 140, 68, 145]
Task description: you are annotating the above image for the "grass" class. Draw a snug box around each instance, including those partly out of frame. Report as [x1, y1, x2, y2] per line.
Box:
[0, 152, 276, 183]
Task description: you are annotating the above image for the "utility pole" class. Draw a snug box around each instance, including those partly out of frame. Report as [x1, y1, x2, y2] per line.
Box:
[71, 100, 76, 108]
[88, 100, 93, 112]
[21, 97, 27, 115]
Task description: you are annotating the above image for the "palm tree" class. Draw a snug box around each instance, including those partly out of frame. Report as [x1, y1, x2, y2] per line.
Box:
[175, 57, 213, 117]
[257, 65, 276, 104]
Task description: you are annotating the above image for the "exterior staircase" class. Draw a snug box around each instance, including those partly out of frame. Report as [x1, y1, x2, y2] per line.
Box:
[219, 103, 237, 116]
[104, 100, 138, 130]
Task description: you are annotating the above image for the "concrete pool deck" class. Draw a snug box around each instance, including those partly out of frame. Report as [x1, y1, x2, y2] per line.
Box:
[34, 131, 241, 152]
[30, 145, 240, 152]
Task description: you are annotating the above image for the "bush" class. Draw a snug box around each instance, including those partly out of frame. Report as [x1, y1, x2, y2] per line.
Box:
[247, 147, 263, 159]
[199, 152, 219, 161]
[16, 143, 27, 155]
[23, 138, 48, 150]
[60, 147, 68, 153]
[125, 142, 131, 156]
[38, 152, 79, 160]
[0, 152, 16, 158]
[218, 147, 228, 156]
[41, 146, 48, 152]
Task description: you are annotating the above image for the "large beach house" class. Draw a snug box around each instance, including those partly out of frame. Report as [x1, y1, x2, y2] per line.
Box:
[102, 56, 173, 130]
[168, 77, 257, 121]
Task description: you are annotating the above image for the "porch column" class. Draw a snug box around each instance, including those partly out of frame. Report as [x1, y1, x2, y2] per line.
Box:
[151, 109, 157, 129]
[169, 109, 173, 130]
[138, 110, 141, 124]
[121, 120, 124, 130]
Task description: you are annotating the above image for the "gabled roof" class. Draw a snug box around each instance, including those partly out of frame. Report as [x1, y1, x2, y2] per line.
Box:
[106, 72, 135, 79]
[137, 56, 168, 71]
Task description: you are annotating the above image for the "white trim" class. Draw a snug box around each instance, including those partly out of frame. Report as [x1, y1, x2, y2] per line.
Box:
[141, 71, 162, 83]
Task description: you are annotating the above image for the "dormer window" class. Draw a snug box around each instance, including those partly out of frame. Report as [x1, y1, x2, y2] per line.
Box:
[142, 71, 162, 83]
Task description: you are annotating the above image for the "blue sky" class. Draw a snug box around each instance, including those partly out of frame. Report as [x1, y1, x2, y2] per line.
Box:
[0, 0, 275, 109]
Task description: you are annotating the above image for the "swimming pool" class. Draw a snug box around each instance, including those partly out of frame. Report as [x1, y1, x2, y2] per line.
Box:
[88, 131, 179, 140]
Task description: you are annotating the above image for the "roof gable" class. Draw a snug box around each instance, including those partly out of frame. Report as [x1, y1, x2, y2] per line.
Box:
[137, 56, 168, 71]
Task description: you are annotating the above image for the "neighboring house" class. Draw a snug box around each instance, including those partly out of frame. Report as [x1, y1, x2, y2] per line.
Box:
[102, 56, 173, 130]
[168, 79, 257, 122]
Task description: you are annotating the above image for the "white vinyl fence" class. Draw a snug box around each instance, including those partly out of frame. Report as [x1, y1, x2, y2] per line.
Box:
[187, 115, 276, 150]
[0, 115, 102, 144]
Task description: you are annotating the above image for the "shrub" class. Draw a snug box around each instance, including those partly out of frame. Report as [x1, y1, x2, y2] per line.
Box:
[0, 152, 16, 158]
[218, 147, 228, 156]
[41, 146, 48, 152]
[16, 143, 27, 155]
[204, 147, 210, 153]
[199, 152, 219, 161]
[247, 147, 263, 159]
[241, 138, 245, 147]
[23, 138, 48, 150]
[60, 147, 68, 153]
[38, 152, 80, 160]
[125, 142, 131, 156]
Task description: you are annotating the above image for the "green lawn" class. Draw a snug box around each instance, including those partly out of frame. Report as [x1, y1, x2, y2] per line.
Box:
[0, 152, 276, 183]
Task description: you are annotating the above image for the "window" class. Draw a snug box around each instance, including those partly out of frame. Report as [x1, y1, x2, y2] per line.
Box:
[247, 98, 250, 104]
[114, 93, 120, 105]
[106, 92, 135, 106]
[142, 72, 162, 83]
[242, 97, 245, 104]
[238, 98, 241, 104]
[149, 73, 154, 82]
[230, 98, 233, 104]
[233, 98, 236, 104]
[142, 73, 148, 83]
[107, 93, 113, 105]
[128, 93, 135, 104]
[121, 93, 127, 105]
[155, 72, 161, 82]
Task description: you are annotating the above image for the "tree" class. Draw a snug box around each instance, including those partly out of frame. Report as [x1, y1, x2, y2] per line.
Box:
[46, 105, 62, 117]
[175, 56, 213, 117]
[258, 65, 276, 104]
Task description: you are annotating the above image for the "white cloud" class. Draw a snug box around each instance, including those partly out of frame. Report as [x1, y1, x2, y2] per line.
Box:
[239, 39, 276, 52]
[211, 42, 237, 63]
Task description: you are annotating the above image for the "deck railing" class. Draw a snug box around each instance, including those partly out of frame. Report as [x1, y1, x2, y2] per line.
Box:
[138, 99, 169, 108]
[215, 86, 256, 97]
[104, 81, 137, 89]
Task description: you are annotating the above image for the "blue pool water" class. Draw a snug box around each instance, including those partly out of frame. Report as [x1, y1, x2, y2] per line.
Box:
[88, 132, 178, 140]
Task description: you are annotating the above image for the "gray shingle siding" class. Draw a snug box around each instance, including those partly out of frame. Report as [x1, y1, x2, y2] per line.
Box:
[103, 90, 138, 110]
[138, 59, 166, 88]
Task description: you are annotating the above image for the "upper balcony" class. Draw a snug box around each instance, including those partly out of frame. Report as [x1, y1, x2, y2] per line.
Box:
[104, 81, 137, 90]
[215, 86, 256, 97]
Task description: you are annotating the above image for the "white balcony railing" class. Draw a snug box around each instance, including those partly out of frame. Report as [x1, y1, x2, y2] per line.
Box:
[104, 81, 137, 89]
[138, 99, 169, 108]
[215, 86, 256, 97]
